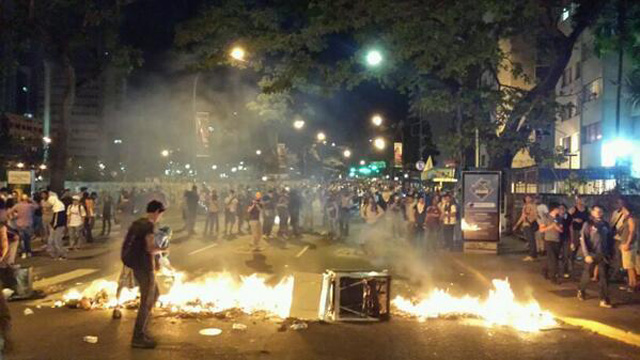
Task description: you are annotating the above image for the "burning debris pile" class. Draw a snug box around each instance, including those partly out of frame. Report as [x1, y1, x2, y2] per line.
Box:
[392, 279, 556, 332]
[61, 271, 294, 318]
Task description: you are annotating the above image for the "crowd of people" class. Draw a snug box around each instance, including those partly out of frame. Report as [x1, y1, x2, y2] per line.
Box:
[176, 181, 460, 255]
[513, 194, 638, 308]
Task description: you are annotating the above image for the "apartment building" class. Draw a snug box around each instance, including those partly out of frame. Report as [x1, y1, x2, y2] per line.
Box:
[555, 19, 640, 175]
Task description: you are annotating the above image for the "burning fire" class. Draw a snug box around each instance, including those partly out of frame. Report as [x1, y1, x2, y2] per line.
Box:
[62, 271, 294, 318]
[392, 279, 556, 332]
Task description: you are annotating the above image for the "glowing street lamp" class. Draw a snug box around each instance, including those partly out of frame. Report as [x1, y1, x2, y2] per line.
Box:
[374, 137, 386, 150]
[371, 114, 383, 127]
[256, 149, 262, 155]
[366, 49, 383, 67]
[293, 119, 305, 130]
[16, 162, 24, 169]
[316, 132, 326, 142]
[360, 160, 366, 166]
[43, 136, 52, 144]
[39, 164, 47, 170]
[230, 46, 246, 61]
[161, 149, 170, 157]
[343, 149, 352, 158]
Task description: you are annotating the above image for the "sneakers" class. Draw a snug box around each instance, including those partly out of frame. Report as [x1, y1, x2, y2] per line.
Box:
[577, 290, 586, 301]
[522, 256, 536, 262]
[599, 300, 613, 309]
[131, 336, 157, 349]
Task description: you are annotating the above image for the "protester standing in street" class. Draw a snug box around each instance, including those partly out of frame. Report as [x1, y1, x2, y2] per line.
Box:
[101, 192, 113, 237]
[612, 198, 637, 292]
[440, 194, 457, 250]
[276, 190, 290, 238]
[414, 196, 428, 253]
[578, 205, 614, 308]
[566, 196, 589, 276]
[121, 200, 166, 349]
[326, 195, 340, 240]
[404, 193, 417, 243]
[261, 190, 275, 239]
[289, 188, 302, 238]
[540, 203, 563, 284]
[338, 189, 352, 239]
[204, 189, 220, 240]
[185, 186, 199, 236]
[224, 190, 239, 238]
[248, 193, 263, 251]
[425, 196, 442, 252]
[9, 195, 37, 259]
[82, 192, 95, 243]
[46, 192, 67, 259]
[67, 196, 86, 250]
[513, 195, 539, 261]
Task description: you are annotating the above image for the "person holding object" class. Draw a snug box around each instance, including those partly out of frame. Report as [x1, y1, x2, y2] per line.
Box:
[577, 205, 615, 308]
[248, 193, 263, 251]
[121, 200, 166, 349]
[539, 202, 563, 284]
[513, 195, 539, 261]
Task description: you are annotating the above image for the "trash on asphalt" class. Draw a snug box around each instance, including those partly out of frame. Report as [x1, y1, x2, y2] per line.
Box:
[23, 308, 34, 315]
[290, 322, 308, 331]
[232, 323, 248, 331]
[199, 328, 223, 336]
[83, 336, 98, 344]
[2, 288, 14, 298]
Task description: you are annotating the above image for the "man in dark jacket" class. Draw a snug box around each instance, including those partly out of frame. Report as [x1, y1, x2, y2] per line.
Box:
[577, 205, 615, 308]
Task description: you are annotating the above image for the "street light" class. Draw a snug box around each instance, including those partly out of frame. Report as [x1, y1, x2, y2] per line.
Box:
[293, 119, 305, 130]
[316, 132, 326, 142]
[360, 160, 366, 166]
[230, 46, 246, 61]
[39, 164, 47, 170]
[16, 162, 24, 169]
[343, 149, 352, 158]
[366, 49, 383, 67]
[161, 149, 170, 157]
[374, 137, 386, 150]
[256, 149, 262, 155]
[42, 136, 52, 144]
[371, 114, 383, 127]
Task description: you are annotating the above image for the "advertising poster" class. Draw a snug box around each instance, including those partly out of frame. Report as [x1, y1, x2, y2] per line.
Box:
[462, 171, 501, 243]
[393, 142, 403, 168]
[195, 111, 211, 156]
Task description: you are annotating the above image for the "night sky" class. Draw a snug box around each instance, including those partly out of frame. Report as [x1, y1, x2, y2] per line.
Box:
[120, 0, 415, 162]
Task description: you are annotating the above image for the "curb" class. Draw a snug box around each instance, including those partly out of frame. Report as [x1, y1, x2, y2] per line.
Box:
[558, 316, 640, 348]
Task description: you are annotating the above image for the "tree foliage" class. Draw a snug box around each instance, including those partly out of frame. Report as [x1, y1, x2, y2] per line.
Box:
[172, 1, 619, 169]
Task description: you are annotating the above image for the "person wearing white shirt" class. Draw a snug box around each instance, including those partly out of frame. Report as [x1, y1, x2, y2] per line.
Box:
[66, 195, 86, 250]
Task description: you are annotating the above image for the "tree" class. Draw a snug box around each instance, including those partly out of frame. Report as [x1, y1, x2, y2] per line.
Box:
[175, 0, 625, 170]
[4, 0, 141, 191]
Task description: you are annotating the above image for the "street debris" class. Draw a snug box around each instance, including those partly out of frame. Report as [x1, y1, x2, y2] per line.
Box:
[23, 308, 34, 316]
[199, 328, 223, 336]
[83, 336, 98, 344]
[290, 321, 308, 331]
[232, 323, 248, 331]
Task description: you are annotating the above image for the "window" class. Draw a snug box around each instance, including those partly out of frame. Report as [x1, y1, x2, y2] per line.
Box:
[582, 122, 602, 144]
[582, 79, 601, 102]
[561, 67, 572, 87]
[561, 136, 571, 153]
[574, 62, 581, 80]
[581, 42, 592, 61]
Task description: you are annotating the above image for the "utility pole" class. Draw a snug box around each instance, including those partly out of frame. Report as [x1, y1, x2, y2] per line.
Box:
[615, 0, 626, 137]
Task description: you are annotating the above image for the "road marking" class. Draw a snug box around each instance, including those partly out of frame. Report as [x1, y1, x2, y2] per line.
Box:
[558, 316, 640, 348]
[34, 268, 98, 289]
[188, 243, 219, 256]
[295, 245, 310, 258]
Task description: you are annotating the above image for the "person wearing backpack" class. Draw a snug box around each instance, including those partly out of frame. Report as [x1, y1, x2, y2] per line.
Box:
[121, 200, 166, 349]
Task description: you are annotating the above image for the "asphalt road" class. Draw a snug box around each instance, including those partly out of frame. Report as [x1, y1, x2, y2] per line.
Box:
[6, 213, 640, 359]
